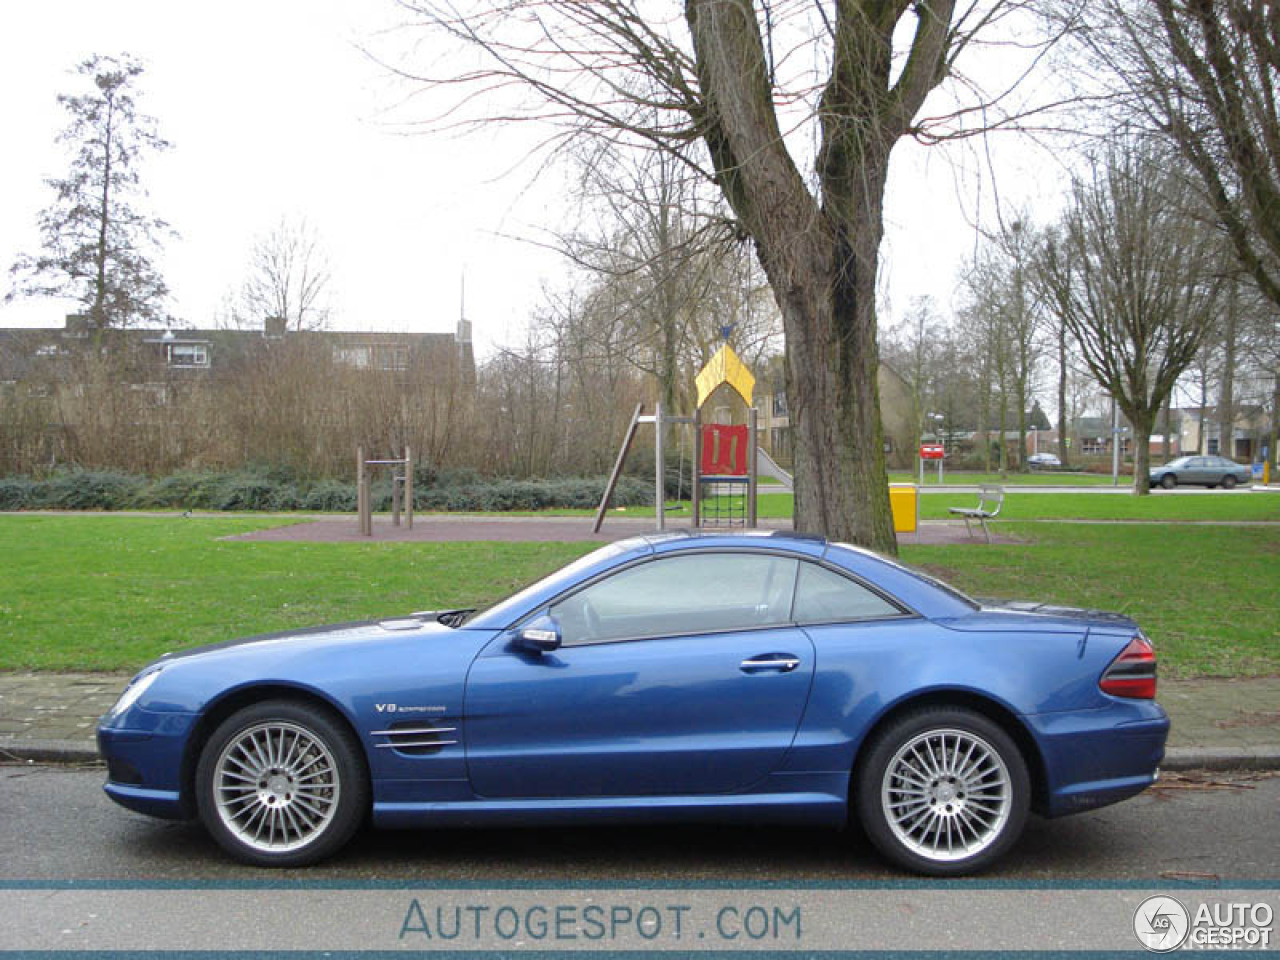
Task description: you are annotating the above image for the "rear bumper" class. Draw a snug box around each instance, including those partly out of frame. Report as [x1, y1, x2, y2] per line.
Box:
[1025, 700, 1169, 817]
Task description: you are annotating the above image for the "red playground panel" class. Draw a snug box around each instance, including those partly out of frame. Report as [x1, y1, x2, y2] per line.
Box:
[701, 423, 749, 476]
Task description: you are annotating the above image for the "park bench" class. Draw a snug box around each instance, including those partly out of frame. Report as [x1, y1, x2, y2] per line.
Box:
[949, 484, 1004, 543]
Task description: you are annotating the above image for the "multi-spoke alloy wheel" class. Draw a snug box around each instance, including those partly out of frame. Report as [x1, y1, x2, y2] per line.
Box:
[197, 701, 367, 867]
[855, 707, 1029, 876]
[881, 728, 1010, 861]
[213, 721, 339, 853]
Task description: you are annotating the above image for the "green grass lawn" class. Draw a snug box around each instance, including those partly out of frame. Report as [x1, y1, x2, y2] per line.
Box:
[0, 516, 591, 671]
[0, 514, 1275, 678]
[886, 470, 1121, 486]
[902, 523, 1280, 679]
[451, 489, 1280, 521]
[614, 490, 1280, 522]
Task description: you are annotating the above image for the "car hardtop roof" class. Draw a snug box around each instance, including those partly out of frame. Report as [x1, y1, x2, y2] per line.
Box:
[635, 528, 828, 548]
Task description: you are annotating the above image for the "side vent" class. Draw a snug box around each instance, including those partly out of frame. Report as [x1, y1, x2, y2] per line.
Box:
[371, 719, 458, 756]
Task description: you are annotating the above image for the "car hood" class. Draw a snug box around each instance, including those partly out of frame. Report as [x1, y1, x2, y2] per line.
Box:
[148, 611, 472, 669]
[943, 601, 1138, 635]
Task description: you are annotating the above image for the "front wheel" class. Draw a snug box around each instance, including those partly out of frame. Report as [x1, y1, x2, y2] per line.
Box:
[196, 700, 368, 867]
[1222, 475, 1238, 490]
[854, 707, 1030, 876]
[1160, 474, 1177, 490]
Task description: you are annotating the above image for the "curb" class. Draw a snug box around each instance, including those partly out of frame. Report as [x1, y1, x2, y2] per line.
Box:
[3, 741, 1279, 773]
[0, 739, 101, 765]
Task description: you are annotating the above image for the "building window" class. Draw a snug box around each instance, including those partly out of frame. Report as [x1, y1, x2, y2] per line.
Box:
[167, 343, 209, 368]
[334, 346, 371, 368]
[373, 346, 409, 371]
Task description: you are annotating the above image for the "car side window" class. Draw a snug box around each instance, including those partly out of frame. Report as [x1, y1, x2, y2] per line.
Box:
[793, 561, 901, 624]
[549, 553, 798, 647]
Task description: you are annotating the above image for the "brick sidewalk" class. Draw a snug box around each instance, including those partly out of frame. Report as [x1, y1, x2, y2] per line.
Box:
[1, 672, 1276, 770]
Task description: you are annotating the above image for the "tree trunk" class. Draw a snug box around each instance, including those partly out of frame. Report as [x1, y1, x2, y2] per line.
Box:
[772, 215, 895, 552]
[1218, 285, 1238, 458]
[93, 96, 115, 334]
[1198, 376, 1208, 454]
[1270, 371, 1279, 473]
[1057, 324, 1069, 466]
[685, 0, 901, 553]
[1127, 410, 1155, 495]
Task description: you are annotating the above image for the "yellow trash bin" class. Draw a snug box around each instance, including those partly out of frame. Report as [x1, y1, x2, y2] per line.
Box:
[889, 483, 918, 534]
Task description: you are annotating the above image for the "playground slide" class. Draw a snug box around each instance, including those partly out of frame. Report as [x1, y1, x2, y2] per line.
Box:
[755, 447, 794, 492]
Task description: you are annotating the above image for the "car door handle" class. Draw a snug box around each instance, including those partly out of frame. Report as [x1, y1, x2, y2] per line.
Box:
[740, 654, 801, 673]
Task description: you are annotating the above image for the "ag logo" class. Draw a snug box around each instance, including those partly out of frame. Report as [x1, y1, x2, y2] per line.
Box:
[1134, 895, 1190, 952]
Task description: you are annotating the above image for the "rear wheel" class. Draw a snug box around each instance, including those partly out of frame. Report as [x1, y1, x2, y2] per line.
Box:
[196, 700, 368, 867]
[1160, 474, 1177, 490]
[854, 707, 1030, 876]
[1222, 475, 1238, 490]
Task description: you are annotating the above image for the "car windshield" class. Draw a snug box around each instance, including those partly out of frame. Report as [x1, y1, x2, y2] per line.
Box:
[463, 540, 633, 626]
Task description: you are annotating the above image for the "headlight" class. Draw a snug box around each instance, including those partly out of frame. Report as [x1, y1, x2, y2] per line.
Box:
[106, 669, 163, 719]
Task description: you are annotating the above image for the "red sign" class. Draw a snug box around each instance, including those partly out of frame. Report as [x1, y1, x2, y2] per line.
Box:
[701, 424, 749, 476]
[920, 444, 945, 460]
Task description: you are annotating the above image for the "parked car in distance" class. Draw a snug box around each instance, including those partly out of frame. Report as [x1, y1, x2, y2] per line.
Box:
[98, 530, 1169, 876]
[1149, 455, 1252, 490]
[1027, 453, 1062, 468]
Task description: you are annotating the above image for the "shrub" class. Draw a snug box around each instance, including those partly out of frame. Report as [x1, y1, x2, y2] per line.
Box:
[301, 481, 357, 512]
[0, 477, 33, 511]
[215, 476, 279, 512]
[0, 469, 654, 514]
[30, 471, 147, 511]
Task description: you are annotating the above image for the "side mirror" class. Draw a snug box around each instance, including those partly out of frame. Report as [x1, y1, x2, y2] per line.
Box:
[514, 615, 561, 654]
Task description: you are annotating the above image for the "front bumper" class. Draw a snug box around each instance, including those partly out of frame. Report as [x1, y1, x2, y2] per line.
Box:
[1026, 699, 1170, 817]
[97, 711, 198, 821]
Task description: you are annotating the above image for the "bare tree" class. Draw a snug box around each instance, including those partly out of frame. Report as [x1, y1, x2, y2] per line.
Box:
[1035, 144, 1226, 494]
[229, 217, 333, 332]
[556, 137, 778, 416]
[7, 54, 171, 330]
[387, 0, 1061, 552]
[1066, 0, 1280, 470]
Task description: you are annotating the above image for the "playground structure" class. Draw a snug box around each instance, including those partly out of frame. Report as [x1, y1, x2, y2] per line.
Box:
[593, 340, 919, 536]
[356, 446, 413, 536]
[594, 342, 767, 533]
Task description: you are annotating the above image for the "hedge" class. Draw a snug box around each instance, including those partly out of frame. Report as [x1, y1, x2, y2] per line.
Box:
[0, 469, 654, 513]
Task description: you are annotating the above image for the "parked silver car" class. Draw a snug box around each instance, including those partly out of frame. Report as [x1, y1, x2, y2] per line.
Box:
[1148, 455, 1252, 490]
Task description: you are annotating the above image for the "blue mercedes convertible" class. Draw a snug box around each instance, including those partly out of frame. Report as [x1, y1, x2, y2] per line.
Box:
[98, 530, 1168, 875]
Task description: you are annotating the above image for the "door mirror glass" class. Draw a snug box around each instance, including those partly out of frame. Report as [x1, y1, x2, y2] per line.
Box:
[515, 615, 561, 653]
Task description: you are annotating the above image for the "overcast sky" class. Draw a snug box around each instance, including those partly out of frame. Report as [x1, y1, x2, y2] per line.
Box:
[0, 1, 1064, 359]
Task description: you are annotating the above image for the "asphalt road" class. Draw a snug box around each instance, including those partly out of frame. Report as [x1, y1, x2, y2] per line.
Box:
[4, 763, 1278, 882]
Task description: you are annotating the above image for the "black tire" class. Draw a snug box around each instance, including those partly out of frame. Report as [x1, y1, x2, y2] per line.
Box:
[196, 699, 368, 868]
[1222, 475, 1238, 490]
[1160, 474, 1177, 490]
[854, 706, 1030, 876]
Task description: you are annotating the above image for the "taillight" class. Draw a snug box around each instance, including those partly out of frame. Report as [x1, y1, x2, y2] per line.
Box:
[1100, 634, 1157, 699]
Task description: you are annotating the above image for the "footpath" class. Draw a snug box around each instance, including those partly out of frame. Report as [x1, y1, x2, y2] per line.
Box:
[1, 672, 1276, 771]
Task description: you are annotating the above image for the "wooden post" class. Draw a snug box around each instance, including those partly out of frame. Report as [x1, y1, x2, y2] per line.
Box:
[593, 403, 644, 533]
[692, 408, 702, 528]
[655, 402, 665, 531]
[405, 446, 413, 530]
[392, 473, 402, 527]
[748, 406, 758, 528]
[357, 446, 369, 537]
